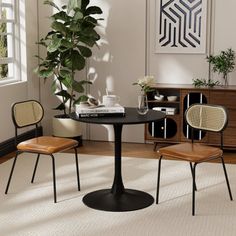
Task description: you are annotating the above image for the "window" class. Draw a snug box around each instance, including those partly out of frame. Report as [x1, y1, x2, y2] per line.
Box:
[0, 0, 20, 84]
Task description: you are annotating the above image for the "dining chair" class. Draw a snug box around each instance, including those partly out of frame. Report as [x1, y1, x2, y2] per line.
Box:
[156, 103, 233, 215]
[5, 100, 80, 203]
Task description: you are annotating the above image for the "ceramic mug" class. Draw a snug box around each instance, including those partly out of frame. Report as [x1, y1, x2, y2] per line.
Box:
[102, 95, 120, 107]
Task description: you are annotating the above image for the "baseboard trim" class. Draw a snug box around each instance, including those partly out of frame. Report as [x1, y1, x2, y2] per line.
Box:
[0, 126, 43, 158]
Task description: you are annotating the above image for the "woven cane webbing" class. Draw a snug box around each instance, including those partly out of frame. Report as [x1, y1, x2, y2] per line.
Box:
[186, 104, 227, 132]
[13, 101, 43, 128]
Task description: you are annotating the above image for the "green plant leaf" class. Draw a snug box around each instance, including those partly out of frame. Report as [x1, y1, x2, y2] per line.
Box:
[51, 21, 68, 35]
[55, 90, 72, 99]
[72, 80, 84, 93]
[59, 69, 71, 79]
[78, 46, 92, 57]
[51, 11, 71, 22]
[70, 22, 81, 32]
[78, 36, 96, 47]
[81, 27, 100, 40]
[44, 0, 60, 11]
[61, 39, 73, 49]
[74, 95, 88, 104]
[47, 36, 62, 53]
[73, 9, 83, 20]
[71, 50, 85, 70]
[85, 6, 102, 15]
[81, 0, 90, 12]
[53, 103, 66, 111]
[38, 68, 54, 78]
[61, 77, 72, 88]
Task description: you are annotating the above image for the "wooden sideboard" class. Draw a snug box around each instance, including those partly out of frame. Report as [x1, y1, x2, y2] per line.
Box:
[145, 84, 236, 148]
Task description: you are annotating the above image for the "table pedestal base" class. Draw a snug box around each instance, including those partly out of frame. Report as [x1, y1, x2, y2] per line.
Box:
[83, 189, 154, 212]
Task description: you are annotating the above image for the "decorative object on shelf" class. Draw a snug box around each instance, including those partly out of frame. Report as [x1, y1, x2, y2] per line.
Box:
[167, 96, 178, 102]
[192, 78, 220, 88]
[155, 0, 207, 54]
[137, 94, 148, 115]
[154, 94, 164, 101]
[34, 0, 103, 139]
[207, 48, 235, 86]
[133, 75, 155, 93]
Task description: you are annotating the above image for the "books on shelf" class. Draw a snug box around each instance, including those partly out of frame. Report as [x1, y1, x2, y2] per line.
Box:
[76, 105, 125, 118]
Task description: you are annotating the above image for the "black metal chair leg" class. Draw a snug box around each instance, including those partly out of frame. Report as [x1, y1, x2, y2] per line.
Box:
[31, 154, 40, 183]
[156, 156, 163, 204]
[192, 163, 197, 216]
[51, 154, 57, 203]
[190, 162, 197, 191]
[74, 148, 80, 191]
[5, 151, 20, 194]
[220, 156, 233, 201]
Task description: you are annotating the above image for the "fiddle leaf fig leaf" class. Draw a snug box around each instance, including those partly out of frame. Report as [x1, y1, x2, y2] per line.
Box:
[55, 90, 72, 100]
[53, 103, 66, 111]
[73, 9, 83, 20]
[78, 46, 92, 57]
[74, 95, 89, 104]
[61, 77, 72, 88]
[71, 50, 85, 70]
[61, 39, 73, 49]
[59, 69, 72, 79]
[85, 6, 102, 15]
[47, 36, 62, 53]
[38, 68, 54, 78]
[51, 11, 71, 22]
[72, 80, 84, 93]
[51, 21, 68, 35]
[81, 0, 90, 11]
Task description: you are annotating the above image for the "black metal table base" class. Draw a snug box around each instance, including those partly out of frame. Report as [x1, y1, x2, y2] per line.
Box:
[83, 189, 154, 212]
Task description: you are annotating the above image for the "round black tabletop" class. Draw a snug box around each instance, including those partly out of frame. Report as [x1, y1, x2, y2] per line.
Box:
[70, 107, 166, 125]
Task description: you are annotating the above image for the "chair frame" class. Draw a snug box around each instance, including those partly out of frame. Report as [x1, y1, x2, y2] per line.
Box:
[5, 100, 80, 203]
[156, 103, 233, 215]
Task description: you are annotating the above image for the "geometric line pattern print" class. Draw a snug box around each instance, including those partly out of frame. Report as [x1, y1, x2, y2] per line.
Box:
[155, 0, 207, 54]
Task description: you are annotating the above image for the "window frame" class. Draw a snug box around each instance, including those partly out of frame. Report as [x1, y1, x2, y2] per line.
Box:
[0, 0, 21, 85]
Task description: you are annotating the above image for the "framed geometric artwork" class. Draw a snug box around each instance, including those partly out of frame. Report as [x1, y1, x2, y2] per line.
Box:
[155, 0, 207, 54]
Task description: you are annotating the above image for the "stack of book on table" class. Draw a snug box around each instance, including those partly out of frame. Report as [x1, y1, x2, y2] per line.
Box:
[76, 105, 125, 117]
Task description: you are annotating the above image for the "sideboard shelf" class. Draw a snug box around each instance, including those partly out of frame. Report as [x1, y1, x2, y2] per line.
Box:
[145, 83, 236, 149]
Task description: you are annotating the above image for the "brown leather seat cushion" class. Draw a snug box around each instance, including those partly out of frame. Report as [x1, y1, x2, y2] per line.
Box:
[158, 143, 222, 162]
[17, 136, 78, 154]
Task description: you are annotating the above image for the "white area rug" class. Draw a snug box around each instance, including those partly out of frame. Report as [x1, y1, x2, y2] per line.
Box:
[1, 153, 236, 236]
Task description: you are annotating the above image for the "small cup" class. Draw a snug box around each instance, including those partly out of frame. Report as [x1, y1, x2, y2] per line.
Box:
[102, 95, 120, 107]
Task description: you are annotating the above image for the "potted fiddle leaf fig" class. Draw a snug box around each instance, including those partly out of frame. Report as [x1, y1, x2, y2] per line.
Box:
[35, 0, 103, 140]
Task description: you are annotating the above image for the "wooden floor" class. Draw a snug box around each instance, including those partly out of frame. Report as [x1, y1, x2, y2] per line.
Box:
[1, 140, 236, 164]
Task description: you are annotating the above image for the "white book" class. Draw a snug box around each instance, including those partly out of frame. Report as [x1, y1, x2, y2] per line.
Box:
[76, 105, 125, 114]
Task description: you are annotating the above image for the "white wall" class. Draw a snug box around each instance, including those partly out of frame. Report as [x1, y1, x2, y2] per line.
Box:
[88, 0, 146, 142]
[212, 0, 236, 85]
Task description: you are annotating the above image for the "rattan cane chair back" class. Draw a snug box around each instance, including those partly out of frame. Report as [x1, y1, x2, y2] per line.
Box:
[12, 100, 44, 128]
[186, 104, 227, 133]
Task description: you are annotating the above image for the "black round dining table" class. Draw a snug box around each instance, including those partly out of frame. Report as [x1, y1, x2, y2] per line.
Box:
[70, 107, 166, 212]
